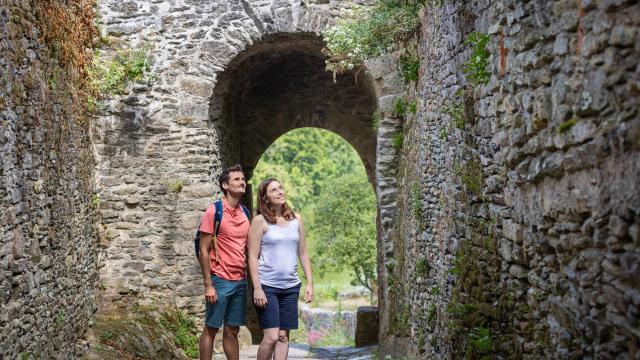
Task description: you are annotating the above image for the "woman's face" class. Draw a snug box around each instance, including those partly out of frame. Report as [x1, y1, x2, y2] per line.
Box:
[265, 181, 286, 207]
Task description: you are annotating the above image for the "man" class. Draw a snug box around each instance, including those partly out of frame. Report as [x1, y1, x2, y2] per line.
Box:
[198, 164, 251, 360]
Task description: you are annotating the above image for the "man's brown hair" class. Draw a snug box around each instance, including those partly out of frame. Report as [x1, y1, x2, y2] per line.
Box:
[218, 164, 244, 195]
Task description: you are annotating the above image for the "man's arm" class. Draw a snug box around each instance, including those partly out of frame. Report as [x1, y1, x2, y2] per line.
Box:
[199, 233, 217, 303]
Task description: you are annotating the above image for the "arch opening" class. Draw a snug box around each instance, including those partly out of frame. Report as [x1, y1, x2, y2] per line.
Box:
[209, 32, 379, 344]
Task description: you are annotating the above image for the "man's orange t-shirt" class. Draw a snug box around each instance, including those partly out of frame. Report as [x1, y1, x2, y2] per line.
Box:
[199, 198, 250, 281]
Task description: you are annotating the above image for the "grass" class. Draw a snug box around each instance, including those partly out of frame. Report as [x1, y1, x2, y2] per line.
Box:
[311, 325, 354, 347]
[303, 269, 372, 310]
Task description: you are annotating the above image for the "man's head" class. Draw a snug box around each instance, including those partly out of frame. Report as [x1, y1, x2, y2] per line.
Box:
[218, 164, 246, 197]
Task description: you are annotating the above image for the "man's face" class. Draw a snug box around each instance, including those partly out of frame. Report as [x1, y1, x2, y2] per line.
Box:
[223, 171, 246, 196]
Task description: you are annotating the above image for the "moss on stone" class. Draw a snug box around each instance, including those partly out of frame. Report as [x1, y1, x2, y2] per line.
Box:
[558, 117, 579, 133]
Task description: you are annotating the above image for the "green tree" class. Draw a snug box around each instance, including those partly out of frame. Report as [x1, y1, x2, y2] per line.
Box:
[311, 172, 377, 294]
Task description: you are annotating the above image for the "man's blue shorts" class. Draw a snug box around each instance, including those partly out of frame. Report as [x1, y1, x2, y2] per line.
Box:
[254, 283, 301, 330]
[205, 274, 247, 329]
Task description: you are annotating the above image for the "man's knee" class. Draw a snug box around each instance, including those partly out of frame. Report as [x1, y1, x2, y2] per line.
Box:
[223, 325, 239, 338]
[202, 325, 218, 338]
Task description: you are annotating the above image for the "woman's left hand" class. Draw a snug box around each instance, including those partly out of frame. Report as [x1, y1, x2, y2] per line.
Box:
[303, 284, 314, 303]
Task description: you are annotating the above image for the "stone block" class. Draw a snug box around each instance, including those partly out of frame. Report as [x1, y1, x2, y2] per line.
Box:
[355, 306, 378, 347]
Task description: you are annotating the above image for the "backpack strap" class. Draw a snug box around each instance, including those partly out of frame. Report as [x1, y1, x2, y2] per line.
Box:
[212, 200, 223, 263]
[240, 203, 251, 221]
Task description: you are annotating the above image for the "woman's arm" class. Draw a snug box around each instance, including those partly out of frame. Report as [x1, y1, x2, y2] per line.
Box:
[297, 213, 314, 303]
[248, 215, 268, 307]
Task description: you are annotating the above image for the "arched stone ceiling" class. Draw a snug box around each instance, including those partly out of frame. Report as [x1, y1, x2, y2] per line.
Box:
[212, 33, 378, 184]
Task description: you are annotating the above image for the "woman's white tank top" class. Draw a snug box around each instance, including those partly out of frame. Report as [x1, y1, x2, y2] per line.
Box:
[258, 218, 302, 289]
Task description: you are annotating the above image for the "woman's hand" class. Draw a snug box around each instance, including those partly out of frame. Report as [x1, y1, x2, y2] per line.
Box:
[253, 287, 268, 308]
[303, 284, 314, 303]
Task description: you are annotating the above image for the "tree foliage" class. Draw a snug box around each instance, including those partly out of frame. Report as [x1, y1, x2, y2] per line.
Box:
[313, 172, 377, 292]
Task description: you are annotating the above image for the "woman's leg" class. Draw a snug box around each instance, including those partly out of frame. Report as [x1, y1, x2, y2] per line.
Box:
[257, 328, 279, 360]
[273, 284, 300, 360]
[273, 329, 290, 360]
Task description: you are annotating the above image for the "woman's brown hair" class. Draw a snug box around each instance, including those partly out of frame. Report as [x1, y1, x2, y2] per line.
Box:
[256, 178, 296, 224]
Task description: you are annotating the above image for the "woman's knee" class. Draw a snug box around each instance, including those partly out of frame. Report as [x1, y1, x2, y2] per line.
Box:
[262, 330, 279, 345]
[278, 330, 289, 343]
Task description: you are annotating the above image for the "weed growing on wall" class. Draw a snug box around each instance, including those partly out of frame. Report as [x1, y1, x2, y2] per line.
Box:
[410, 183, 423, 218]
[392, 132, 404, 150]
[88, 44, 153, 97]
[415, 256, 429, 277]
[427, 303, 437, 325]
[466, 326, 493, 359]
[398, 48, 420, 83]
[442, 99, 465, 129]
[34, 1, 100, 119]
[394, 97, 418, 118]
[372, 109, 383, 132]
[462, 32, 491, 86]
[322, 0, 425, 75]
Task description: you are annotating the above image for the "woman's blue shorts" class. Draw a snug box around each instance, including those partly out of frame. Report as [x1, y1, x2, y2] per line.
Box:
[255, 283, 301, 330]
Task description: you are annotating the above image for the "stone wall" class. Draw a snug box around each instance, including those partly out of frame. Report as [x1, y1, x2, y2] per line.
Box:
[380, 0, 640, 358]
[0, 1, 98, 358]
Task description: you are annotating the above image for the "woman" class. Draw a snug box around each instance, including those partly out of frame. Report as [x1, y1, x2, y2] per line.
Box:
[248, 178, 314, 360]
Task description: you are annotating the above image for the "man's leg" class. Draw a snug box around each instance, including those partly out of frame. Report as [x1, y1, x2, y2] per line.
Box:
[199, 325, 218, 360]
[257, 328, 280, 360]
[273, 329, 290, 360]
[201, 274, 227, 360]
[221, 280, 246, 360]
[222, 325, 240, 360]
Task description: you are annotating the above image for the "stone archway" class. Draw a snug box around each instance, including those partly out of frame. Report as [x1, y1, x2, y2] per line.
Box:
[210, 32, 377, 185]
[209, 32, 378, 341]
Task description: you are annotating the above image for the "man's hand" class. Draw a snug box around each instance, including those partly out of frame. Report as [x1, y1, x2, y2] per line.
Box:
[205, 284, 218, 303]
[253, 287, 268, 308]
[303, 284, 314, 303]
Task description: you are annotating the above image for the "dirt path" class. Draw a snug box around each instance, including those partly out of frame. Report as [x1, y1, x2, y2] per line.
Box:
[214, 343, 377, 359]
